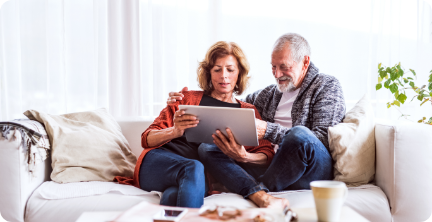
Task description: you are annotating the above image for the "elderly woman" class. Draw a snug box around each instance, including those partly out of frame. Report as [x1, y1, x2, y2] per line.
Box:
[124, 41, 276, 208]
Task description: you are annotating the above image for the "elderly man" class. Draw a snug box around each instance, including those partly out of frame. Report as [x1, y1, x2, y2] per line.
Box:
[167, 33, 346, 208]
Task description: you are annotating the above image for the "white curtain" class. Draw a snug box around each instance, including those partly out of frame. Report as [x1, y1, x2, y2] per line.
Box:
[0, 0, 431, 121]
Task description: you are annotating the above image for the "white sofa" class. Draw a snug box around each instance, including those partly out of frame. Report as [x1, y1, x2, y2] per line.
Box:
[1, 118, 432, 222]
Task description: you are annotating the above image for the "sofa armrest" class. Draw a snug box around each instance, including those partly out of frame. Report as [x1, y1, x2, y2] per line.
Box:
[0, 130, 51, 222]
[375, 120, 432, 222]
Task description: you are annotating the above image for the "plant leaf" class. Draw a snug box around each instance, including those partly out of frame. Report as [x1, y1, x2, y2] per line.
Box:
[418, 94, 425, 101]
[397, 64, 403, 76]
[397, 93, 407, 104]
[387, 103, 391, 108]
[418, 119, 423, 123]
[389, 83, 398, 93]
[390, 70, 397, 80]
[403, 78, 408, 83]
[376, 83, 382, 91]
[429, 82, 432, 91]
[379, 70, 387, 79]
[378, 63, 382, 69]
[378, 77, 383, 83]
[409, 81, 415, 88]
[394, 100, 401, 107]
[407, 77, 413, 80]
[395, 90, 399, 99]
[384, 79, 391, 88]
[410, 69, 417, 76]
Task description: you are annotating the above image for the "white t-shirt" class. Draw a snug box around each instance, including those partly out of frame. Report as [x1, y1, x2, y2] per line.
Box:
[273, 88, 300, 129]
[272, 88, 300, 152]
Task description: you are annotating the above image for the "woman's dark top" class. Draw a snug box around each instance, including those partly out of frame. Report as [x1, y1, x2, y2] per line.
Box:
[159, 94, 241, 160]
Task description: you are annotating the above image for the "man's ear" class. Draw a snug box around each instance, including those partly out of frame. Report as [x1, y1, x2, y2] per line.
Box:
[303, 55, 310, 71]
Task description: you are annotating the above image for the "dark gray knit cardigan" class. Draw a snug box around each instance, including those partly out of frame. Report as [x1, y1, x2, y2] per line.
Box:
[244, 62, 346, 149]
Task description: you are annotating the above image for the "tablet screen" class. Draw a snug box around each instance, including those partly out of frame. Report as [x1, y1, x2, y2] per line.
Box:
[178, 105, 258, 146]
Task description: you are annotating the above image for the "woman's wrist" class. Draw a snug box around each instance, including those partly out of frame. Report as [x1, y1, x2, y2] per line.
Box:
[171, 127, 183, 138]
[239, 152, 251, 163]
[241, 152, 267, 165]
[256, 119, 267, 140]
[147, 127, 183, 147]
[235, 149, 248, 163]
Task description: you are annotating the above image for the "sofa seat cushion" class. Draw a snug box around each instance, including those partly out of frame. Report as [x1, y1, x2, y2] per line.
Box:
[205, 184, 391, 222]
[37, 181, 159, 199]
[25, 183, 160, 222]
[25, 183, 390, 222]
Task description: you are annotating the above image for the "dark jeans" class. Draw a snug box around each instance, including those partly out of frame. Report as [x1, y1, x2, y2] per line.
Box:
[139, 148, 206, 208]
[198, 126, 333, 198]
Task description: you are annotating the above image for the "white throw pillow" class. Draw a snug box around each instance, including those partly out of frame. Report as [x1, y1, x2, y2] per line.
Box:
[328, 95, 375, 186]
[24, 108, 137, 183]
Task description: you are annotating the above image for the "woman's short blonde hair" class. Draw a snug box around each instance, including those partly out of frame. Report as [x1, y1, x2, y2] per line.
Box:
[197, 41, 250, 95]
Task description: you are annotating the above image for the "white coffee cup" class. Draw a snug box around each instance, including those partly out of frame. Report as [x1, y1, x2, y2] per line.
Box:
[310, 180, 348, 222]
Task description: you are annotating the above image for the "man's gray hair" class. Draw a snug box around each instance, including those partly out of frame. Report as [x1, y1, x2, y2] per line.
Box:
[273, 33, 311, 62]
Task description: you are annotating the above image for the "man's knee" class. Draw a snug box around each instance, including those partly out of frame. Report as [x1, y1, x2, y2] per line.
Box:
[278, 126, 320, 155]
[282, 126, 315, 146]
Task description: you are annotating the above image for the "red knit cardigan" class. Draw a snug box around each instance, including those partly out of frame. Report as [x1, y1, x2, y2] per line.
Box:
[114, 90, 274, 188]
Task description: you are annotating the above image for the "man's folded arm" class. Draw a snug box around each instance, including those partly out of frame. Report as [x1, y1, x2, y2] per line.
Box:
[264, 122, 290, 144]
[262, 78, 345, 147]
[310, 77, 346, 148]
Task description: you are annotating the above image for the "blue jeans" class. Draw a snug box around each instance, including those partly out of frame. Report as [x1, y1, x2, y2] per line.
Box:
[198, 143, 269, 198]
[198, 126, 333, 198]
[139, 148, 206, 208]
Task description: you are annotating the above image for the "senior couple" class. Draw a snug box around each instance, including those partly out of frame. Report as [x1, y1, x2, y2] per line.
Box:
[120, 33, 346, 209]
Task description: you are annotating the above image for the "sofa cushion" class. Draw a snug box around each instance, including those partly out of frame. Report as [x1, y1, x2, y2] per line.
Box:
[25, 184, 160, 222]
[25, 183, 389, 222]
[328, 95, 375, 185]
[37, 181, 159, 199]
[24, 108, 137, 183]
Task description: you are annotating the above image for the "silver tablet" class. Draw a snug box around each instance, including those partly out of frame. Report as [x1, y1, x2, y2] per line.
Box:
[178, 105, 259, 146]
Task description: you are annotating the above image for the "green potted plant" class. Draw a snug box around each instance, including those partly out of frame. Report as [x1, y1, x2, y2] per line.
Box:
[375, 63, 432, 125]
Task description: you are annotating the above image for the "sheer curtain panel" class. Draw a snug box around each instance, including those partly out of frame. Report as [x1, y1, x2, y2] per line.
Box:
[0, 0, 431, 121]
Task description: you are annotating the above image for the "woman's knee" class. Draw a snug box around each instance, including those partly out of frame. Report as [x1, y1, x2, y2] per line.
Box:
[183, 159, 205, 177]
[160, 186, 179, 206]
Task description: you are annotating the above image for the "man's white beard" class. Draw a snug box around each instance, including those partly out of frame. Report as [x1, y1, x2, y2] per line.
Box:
[276, 76, 296, 93]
